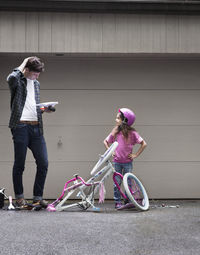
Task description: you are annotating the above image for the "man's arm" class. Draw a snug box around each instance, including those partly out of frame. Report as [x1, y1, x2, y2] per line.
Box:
[7, 57, 32, 89]
[18, 57, 32, 72]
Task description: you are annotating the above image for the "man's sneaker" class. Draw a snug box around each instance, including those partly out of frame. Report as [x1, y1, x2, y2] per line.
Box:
[32, 199, 48, 209]
[15, 198, 26, 207]
[15, 198, 32, 210]
[115, 202, 122, 209]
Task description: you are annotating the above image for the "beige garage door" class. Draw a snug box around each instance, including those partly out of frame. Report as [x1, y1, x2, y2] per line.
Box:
[0, 54, 200, 199]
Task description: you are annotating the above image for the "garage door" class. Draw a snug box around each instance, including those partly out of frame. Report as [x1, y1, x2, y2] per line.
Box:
[1, 54, 200, 199]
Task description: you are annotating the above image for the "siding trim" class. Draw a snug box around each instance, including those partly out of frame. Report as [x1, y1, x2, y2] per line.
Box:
[0, 0, 200, 15]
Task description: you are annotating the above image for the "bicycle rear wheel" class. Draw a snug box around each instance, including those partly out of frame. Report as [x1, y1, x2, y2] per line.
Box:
[123, 173, 149, 211]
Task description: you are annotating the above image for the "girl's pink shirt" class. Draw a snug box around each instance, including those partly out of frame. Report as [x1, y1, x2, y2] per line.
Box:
[106, 131, 143, 163]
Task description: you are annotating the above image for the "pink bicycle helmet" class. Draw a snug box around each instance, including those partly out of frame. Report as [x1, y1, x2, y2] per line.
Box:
[119, 108, 136, 126]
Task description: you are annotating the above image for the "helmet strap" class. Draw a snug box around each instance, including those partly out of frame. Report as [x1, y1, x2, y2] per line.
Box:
[119, 110, 128, 124]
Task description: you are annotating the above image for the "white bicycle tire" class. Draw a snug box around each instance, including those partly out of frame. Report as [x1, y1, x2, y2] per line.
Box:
[90, 141, 118, 175]
[123, 173, 149, 211]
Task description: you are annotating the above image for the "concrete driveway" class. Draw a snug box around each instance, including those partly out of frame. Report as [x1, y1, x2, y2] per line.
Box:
[0, 200, 200, 255]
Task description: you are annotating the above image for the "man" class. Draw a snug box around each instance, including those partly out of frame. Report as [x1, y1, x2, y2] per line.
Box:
[7, 56, 49, 208]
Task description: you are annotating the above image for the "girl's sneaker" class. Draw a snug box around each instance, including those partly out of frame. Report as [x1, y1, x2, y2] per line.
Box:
[117, 203, 135, 210]
[115, 202, 122, 209]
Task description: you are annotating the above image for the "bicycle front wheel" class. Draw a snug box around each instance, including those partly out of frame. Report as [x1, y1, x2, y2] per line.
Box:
[123, 173, 149, 211]
[91, 141, 118, 175]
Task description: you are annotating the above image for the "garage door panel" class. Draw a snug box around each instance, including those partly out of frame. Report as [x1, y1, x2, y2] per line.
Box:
[1, 56, 200, 90]
[2, 90, 200, 126]
[0, 161, 114, 199]
[140, 125, 200, 162]
[40, 58, 200, 90]
[1, 125, 200, 162]
[41, 90, 200, 126]
[45, 125, 200, 162]
[1, 161, 200, 199]
[135, 161, 200, 199]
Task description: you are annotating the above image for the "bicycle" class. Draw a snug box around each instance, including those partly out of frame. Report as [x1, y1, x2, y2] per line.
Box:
[47, 141, 149, 212]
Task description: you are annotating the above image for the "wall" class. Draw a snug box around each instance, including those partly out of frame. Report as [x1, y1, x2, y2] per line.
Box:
[1, 12, 200, 53]
[1, 54, 200, 199]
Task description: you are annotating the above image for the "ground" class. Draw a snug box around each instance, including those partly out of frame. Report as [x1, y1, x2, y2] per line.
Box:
[0, 200, 200, 255]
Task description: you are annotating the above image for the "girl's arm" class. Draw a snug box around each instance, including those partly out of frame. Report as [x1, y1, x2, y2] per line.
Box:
[128, 140, 147, 160]
[103, 139, 110, 150]
[110, 126, 118, 137]
[103, 126, 118, 149]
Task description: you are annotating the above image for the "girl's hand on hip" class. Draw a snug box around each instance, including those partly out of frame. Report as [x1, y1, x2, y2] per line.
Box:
[128, 153, 137, 160]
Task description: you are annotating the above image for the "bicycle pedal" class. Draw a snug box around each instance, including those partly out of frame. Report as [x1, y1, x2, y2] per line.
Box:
[92, 207, 100, 212]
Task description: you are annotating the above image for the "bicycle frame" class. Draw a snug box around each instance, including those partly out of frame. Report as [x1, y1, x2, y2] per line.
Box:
[47, 175, 100, 212]
[47, 160, 129, 212]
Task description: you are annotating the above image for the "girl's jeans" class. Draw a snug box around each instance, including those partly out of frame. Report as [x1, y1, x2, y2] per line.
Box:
[11, 123, 48, 200]
[113, 162, 133, 203]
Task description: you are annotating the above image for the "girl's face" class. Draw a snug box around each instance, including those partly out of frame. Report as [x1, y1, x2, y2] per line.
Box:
[115, 113, 123, 126]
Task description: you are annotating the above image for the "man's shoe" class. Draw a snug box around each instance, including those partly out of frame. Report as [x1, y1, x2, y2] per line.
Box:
[15, 198, 33, 210]
[115, 202, 122, 209]
[15, 198, 26, 207]
[32, 199, 48, 209]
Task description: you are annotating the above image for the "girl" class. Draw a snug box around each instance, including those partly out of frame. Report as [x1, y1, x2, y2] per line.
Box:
[104, 108, 147, 209]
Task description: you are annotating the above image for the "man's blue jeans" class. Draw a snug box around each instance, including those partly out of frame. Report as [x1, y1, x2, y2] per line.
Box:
[11, 123, 48, 200]
[113, 162, 133, 203]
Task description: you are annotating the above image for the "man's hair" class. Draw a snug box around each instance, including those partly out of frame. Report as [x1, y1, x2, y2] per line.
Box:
[25, 57, 44, 72]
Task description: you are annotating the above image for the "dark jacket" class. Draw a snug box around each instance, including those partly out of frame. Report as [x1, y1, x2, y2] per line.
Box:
[7, 69, 43, 134]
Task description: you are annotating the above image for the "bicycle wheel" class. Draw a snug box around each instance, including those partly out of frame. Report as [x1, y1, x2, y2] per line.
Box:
[90, 141, 118, 175]
[123, 173, 149, 211]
